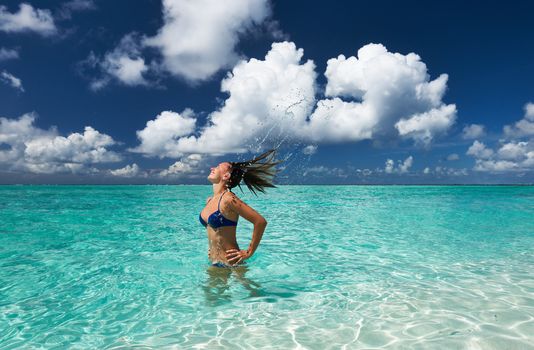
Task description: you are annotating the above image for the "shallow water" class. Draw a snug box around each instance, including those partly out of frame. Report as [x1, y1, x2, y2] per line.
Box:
[1, 185, 533, 349]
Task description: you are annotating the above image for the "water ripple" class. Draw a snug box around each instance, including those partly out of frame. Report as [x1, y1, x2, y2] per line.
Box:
[1, 185, 533, 349]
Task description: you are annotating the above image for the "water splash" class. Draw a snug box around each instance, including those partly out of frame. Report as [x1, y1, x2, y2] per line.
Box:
[236, 88, 316, 183]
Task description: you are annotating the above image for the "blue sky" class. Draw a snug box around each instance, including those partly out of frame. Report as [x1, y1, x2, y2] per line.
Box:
[0, 0, 533, 184]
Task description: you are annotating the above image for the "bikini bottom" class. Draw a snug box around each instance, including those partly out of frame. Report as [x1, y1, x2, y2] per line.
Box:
[211, 261, 247, 268]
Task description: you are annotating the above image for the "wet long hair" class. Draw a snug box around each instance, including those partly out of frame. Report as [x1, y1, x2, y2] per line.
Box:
[227, 148, 283, 196]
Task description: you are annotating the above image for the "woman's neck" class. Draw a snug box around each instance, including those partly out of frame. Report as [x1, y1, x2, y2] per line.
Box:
[212, 183, 227, 196]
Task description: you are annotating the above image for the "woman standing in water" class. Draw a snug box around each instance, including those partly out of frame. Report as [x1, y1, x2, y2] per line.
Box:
[199, 149, 282, 267]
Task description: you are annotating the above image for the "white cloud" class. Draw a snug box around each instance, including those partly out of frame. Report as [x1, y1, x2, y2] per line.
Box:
[110, 163, 142, 177]
[323, 43, 456, 144]
[304, 97, 375, 142]
[0, 113, 48, 164]
[131, 109, 197, 157]
[497, 141, 528, 160]
[0, 113, 121, 174]
[105, 56, 147, 86]
[0, 71, 24, 91]
[473, 159, 519, 172]
[384, 156, 413, 174]
[208, 41, 316, 150]
[57, 0, 96, 20]
[133, 42, 456, 158]
[462, 124, 485, 139]
[384, 159, 394, 174]
[433, 166, 468, 176]
[24, 127, 120, 164]
[302, 145, 317, 155]
[0, 3, 56, 36]
[503, 102, 534, 138]
[467, 102, 534, 172]
[466, 103, 534, 173]
[467, 140, 533, 172]
[160, 153, 203, 177]
[84, 34, 149, 90]
[399, 156, 413, 173]
[302, 165, 347, 178]
[133, 42, 316, 156]
[446, 153, 459, 161]
[303, 165, 327, 175]
[0, 47, 19, 61]
[355, 168, 373, 176]
[144, 0, 271, 82]
[395, 104, 457, 146]
[466, 140, 493, 159]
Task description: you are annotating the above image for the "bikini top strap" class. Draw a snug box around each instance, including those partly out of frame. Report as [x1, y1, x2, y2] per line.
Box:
[218, 190, 227, 211]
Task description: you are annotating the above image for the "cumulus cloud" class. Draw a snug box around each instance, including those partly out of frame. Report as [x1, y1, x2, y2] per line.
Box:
[421, 166, 468, 176]
[0, 47, 19, 61]
[133, 42, 316, 156]
[384, 159, 394, 174]
[302, 145, 317, 155]
[497, 141, 529, 160]
[160, 153, 203, 177]
[503, 102, 534, 138]
[462, 124, 485, 139]
[83, 0, 282, 89]
[0, 113, 121, 174]
[131, 109, 197, 157]
[0, 3, 57, 36]
[82, 33, 149, 90]
[322, 43, 456, 144]
[24, 127, 120, 165]
[466, 140, 494, 159]
[0, 71, 24, 91]
[303, 97, 375, 142]
[395, 104, 457, 146]
[399, 156, 414, 173]
[144, 0, 271, 82]
[110, 163, 143, 177]
[133, 42, 456, 159]
[467, 140, 533, 172]
[472, 159, 521, 172]
[466, 103, 534, 173]
[384, 156, 413, 174]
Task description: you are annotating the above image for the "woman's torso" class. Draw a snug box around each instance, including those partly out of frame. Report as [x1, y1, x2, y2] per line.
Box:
[199, 190, 240, 264]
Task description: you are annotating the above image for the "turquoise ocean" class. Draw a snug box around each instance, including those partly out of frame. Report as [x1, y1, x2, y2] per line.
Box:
[1, 185, 533, 349]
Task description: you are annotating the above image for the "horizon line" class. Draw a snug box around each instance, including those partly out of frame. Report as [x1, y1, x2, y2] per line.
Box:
[0, 183, 533, 186]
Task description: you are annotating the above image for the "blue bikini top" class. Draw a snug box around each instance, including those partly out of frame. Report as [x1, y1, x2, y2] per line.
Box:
[199, 190, 238, 229]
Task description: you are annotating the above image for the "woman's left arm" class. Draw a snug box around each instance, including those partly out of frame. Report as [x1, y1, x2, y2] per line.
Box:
[225, 193, 268, 265]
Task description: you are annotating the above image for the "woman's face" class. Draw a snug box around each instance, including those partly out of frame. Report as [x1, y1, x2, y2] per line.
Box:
[207, 162, 232, 184]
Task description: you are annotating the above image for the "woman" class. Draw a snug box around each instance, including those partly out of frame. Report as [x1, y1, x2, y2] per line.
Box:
[199, 148, 282, 268]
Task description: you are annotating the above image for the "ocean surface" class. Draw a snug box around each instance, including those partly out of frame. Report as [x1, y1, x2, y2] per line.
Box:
[1, 185, 533, 349]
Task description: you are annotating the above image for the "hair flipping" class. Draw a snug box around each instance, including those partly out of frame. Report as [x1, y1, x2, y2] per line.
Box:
[227, 148, 283, 196]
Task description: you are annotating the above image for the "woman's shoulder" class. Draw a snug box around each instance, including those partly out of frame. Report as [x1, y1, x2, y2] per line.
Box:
[223, 190, 243, 208]
[226, 190, 243, 199]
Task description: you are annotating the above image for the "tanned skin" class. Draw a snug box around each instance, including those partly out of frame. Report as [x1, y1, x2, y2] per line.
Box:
[200, 162, 267, 266]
